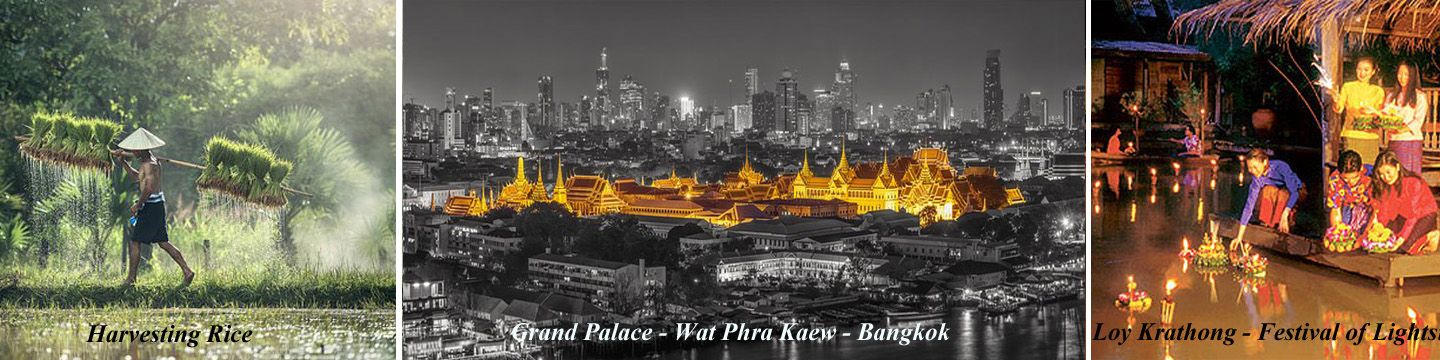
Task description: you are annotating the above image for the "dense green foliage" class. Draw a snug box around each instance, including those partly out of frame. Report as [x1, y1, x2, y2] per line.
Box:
[197, 137, 293, 207]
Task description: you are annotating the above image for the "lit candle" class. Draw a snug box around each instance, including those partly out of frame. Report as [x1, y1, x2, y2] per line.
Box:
[1150, 167, 1158, 183]
[1409, 307, 1421, 357]
[1162, 279, 1177, 325]
[1179, 237, 1194, 258]
[1172, 182, 1180, 193]
[1172, 162, 1180, 175]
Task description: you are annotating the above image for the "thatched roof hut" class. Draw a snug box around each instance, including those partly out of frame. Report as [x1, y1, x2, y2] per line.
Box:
[1173, 0, 1440, 51]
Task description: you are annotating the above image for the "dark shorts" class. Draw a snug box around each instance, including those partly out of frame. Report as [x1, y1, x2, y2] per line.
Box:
[131, 201, 169, 243]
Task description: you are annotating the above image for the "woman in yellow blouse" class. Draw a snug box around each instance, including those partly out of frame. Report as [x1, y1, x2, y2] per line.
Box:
[1330, 57, 1386, 160]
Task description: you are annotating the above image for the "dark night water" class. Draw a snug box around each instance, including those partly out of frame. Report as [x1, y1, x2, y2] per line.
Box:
[1092, 158, 1440, 359]
[554, 301, 1083, 360]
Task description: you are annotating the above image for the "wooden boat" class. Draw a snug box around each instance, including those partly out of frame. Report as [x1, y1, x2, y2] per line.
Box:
[1091, 151, 1220, 166]
[1210, 214, 1440, 287]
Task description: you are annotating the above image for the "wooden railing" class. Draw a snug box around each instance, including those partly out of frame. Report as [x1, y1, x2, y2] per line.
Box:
[1424, 88, 1440, 168]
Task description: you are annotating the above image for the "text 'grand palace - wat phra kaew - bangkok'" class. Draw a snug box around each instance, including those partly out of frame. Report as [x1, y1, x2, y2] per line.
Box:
[434, 146, 1026, 227]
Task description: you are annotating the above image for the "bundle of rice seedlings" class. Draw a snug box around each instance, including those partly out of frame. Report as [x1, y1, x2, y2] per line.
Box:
[18, 111, 123, 171]
[196, 137, 293, 207]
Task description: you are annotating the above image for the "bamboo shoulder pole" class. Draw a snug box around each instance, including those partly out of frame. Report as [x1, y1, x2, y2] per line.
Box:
[12, 135, 313, 198]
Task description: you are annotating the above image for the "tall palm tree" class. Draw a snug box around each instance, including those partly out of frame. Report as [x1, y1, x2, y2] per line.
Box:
[236, 107, 364, 266]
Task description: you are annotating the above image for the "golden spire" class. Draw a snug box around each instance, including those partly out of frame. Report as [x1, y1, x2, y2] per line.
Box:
[742, 145, 752, 172]
[556, 156, 565, 190]
[536, 156, 543, 186]
[799, 148, 814, 178]
[838, 139, 850, 169]
[516, 156, 528, 184]
[671, 166, 678, 180]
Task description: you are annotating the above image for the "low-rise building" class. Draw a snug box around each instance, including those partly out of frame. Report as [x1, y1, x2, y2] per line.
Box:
[714, 250, 890, 285]
[528, 253, 667, 311]
[724, 216, 855, 250]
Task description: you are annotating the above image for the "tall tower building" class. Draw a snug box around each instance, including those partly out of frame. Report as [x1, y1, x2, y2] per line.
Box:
[833, 60, 856, 117]
[776, 69, 800, 133]
[579, 96, 593, 130]
[538, 76, 555, 134]
[752, 90, 776, 133]
[732, 104, 752, 133]
[678, 97, 695, 125]
[813, 90, 834, 133]
[482, 88, 494, 111]
[983, 49, 1004, 129]
[595, 48, 612, 128]
[651, 93, 672, 130]
[937, 85, 953, 129]
[619, 75, 646, 129]
[745, 68, 759, 107]
[1064, 86, 1085, 130]
[445, 87, 457, 113]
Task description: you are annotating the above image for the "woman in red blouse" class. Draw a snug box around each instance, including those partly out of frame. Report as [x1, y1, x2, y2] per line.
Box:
[1369, 151, 1439, 254]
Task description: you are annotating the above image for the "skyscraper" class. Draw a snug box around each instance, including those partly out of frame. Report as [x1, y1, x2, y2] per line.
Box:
[813, 90, 834, 133]
[678, 96, 695, 126]
[619, 75, 646, 129]
[732, 104, 752, 133]
[482, 88, 494, 111]
[776, 69, 799, 133]
[832, 59, 856, 119]
[1063, 86, 1085, 130]
[983, 49, 1004, 129]
[538, 76, 554, 134]
[579, 96, 593, 130]
[796, 93, 811, 136]
[937, 85, 953, 129]
[595, 48, 612, 127]
[651, 93, 672, 130]
[752, 90, 776, 133]
[745, 67, 759, 107]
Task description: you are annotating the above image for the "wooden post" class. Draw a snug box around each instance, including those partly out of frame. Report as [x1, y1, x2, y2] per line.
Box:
[1320, 22, 1342, 166]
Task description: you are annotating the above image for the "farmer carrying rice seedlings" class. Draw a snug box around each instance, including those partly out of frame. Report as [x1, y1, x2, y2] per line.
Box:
[112, 128, 195, 288]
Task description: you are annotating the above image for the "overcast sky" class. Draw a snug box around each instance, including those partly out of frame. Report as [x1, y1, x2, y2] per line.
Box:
[404, 0, 1084, 113]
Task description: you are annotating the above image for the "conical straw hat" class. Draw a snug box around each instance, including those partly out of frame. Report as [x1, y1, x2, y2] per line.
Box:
[117, 128, 166, 150]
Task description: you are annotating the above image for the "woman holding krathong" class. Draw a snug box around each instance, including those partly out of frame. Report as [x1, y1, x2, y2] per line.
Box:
[1367, 151, 1438, 254]
[1324, 150, 1371, 252]
[1234, 148, 1304, 247]
[1329, 57, 1385, 161]
[1383, 61, 1428, 173]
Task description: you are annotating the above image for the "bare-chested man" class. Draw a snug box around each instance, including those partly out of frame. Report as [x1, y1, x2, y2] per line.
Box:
[113, 128, 194, 287]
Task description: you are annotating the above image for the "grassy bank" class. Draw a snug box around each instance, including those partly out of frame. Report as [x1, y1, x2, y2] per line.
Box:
[0, 266, 392, 309]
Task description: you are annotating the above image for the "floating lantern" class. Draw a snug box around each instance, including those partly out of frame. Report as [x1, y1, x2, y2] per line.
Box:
[1115, 275, 1152, 312]
[1195, 233, 1228, 267]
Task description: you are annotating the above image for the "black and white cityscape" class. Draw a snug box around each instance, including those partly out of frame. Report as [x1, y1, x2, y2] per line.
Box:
[402, 1, 1086, 359]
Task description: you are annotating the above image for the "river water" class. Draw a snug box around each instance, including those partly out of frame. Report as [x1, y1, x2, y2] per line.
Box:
[1093, 158, 1440, 358]
[552, 300, 1083, 360]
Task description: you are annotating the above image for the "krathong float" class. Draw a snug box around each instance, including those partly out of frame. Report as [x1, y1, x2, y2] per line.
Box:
[1115, 275, 1152, 312]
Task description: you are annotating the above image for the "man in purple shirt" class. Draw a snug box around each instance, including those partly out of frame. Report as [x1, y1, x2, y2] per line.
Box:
[1235, 148, 1303, 245]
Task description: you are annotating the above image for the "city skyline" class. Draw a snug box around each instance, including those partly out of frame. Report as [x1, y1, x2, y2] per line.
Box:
[404, 0, 1083, 113]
